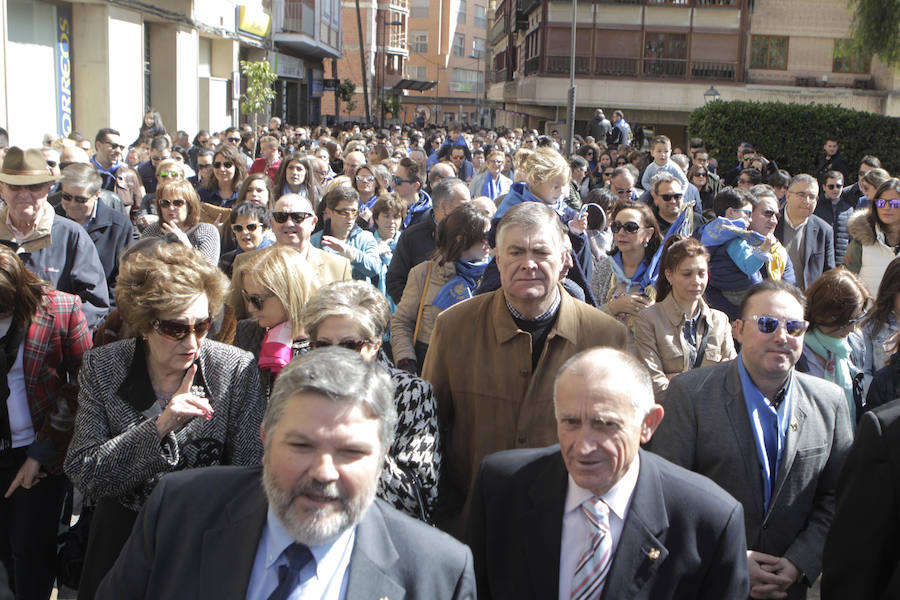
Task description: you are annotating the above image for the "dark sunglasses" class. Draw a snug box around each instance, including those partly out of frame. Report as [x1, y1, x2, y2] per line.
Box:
[231, 223, 263, 233]
[242, 290, 275, 311]
[825, 183, 843, 190]
[602, 171, 614, 177]
[104, 141, 125, 150]
[758, 208, 778, 219]
[332, 208, 358, 217]
[159, 198, 186, 208]
[272, 211, 313, 223]
[614, 188, 634, 197]
[311, 339, 369, 352]
[694, 172, 708, 177]
[46, 160, 58, 168]
[660, 193, 683, 202]
[393, 176, 417, 186]
[213, 161, 234, 169]
[745, 315, 809, 337]
[611, 221, 642, 234]
[197, 163, 213, 169]
[61, 192, 92, 204]
[875, 199, 900, 209]
[152, 317, 213, 341]
[226, 137, 241, 143]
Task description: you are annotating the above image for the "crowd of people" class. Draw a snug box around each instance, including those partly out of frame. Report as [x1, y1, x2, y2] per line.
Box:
[0, 106, 897, 599]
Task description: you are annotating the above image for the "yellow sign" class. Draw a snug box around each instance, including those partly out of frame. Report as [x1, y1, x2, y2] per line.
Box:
[238, 5, 271, 38]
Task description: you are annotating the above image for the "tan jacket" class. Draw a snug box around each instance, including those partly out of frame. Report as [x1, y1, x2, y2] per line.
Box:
[633, 294, 736, 402]
[422, 286, 626, 533]
[391, 260, 457, 362]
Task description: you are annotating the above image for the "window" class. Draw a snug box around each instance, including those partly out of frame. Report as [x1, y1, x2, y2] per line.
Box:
[472, 37, 486, 59]
[475, 5, 487, 28]
[453, 33, 465, 57]
[411, 0, 428, 19]
[750, 35, 788, 70]
[833, 39, 870, 74]
[458, 0, 467, 24]
[410, 30, 428, 53]
[450, 67, 483, 92]
[407, 64, 428, 80]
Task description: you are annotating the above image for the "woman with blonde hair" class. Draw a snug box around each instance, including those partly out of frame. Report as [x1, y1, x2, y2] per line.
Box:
[135, 158, 185, 230]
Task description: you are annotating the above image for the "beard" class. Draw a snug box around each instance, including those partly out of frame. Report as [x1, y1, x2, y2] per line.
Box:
[262, 465, 377, 546]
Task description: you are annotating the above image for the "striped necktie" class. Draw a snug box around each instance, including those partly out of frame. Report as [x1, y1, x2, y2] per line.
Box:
[570, 496, 612, 600]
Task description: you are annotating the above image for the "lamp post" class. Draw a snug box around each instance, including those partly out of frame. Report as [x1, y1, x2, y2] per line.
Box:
[703, 85, 721, 103]
[470, 52, 483, 127]
[380, 17, 404, 129]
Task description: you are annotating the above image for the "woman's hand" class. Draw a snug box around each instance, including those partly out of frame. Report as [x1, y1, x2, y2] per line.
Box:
[161, 221, 192, 248]
[608, 293, 653, 316]
[4, 457, 46, 498]
[156, 365, 214, 439]
[136, 213, 159, 229]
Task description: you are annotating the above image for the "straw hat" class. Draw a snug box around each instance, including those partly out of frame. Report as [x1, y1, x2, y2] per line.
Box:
[0, 147, 62, 185]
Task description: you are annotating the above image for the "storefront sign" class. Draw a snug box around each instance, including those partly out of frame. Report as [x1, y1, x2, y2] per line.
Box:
[273, 53, 304, 80]
[308, 69, 324, 98]
[56, 5, 73, 137]
[238, 4, 271, 38]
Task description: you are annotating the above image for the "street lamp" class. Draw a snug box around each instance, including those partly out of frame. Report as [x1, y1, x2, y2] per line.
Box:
[380, 18, 404, 129]
[703, 85, 721, 103]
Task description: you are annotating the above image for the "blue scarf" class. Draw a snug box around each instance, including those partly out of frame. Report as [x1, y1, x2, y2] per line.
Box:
[480, 173, 500, 200]
[432, 258, 489, 310]
[804, 327, 856, 422]
[610, 251, 650, 292]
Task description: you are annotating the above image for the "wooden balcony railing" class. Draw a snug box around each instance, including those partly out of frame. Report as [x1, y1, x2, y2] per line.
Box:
[528, 56, 738, 81]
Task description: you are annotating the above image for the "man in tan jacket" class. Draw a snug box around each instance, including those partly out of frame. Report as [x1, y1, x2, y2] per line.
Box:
[423, 202, 627, 538]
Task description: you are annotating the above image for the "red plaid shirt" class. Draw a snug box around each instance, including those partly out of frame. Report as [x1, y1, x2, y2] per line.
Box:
[21, 289, 92, 473]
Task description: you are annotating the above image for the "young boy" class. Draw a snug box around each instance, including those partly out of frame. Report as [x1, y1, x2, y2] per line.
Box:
[641, 135, 688, 191]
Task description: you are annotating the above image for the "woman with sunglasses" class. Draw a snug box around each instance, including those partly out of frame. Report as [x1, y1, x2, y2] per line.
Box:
[350, 163, 381, 225]
[197, 143, 247, 208]
[798, 267, 870, 422]
[302, 280, 439, 522]
[846, 178, 900, 295]
[272, 151, 317, 202]
[576, 142, 602, 176]
[218, 202, 274, 278]
[634, 236, 736, 401]
[392, 203, 491, 373]
[135, 158, 185, 231]
[590, 201, 661, 348]
[140, 179, 220, 266]
[65, 243, 264, 599]
[688, 163, 715, 217]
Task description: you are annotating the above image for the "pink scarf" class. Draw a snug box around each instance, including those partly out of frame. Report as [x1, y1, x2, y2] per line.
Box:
[258, 321, 294, 377]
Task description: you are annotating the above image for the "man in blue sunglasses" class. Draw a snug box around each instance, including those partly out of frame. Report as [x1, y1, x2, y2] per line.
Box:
[651, 280, 853, 600]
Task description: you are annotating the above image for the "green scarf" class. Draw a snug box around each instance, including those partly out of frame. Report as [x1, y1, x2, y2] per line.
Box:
[804, 327, 855, 422]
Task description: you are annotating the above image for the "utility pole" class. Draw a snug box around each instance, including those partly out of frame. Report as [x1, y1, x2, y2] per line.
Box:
[355, 0, 371, 124]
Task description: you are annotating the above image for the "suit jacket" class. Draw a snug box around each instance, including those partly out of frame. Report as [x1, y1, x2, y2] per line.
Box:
[822, 400, 900, 599]
[774, 212, 835, 289]
[651, 361, 853, 599]
[96, 465, 475, 600]
[232, 244, 352, 286]
[467, 447, 748, 600]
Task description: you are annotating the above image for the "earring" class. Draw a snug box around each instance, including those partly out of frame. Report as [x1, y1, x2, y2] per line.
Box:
[642, 241, 648, 248]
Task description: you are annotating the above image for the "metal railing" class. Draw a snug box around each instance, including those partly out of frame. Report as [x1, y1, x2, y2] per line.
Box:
[588, 0, 738, 4]
[279, 0, 315, 36]
[524, 56, 541, 75]
[528, 56, 738, 81]
[545, 56, 591, 75]
[489, 17, 508, 45]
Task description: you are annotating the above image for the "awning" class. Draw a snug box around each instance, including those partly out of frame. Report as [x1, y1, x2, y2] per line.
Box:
[391, 79, 438, 92]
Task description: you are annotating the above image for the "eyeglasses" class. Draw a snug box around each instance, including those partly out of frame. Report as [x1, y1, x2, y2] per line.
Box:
[614, 188, 634, 198]
[232, 223, 263, 233]
[825, 183, 843, 190]
[756, 208, 778, 219]
[659, 193, 684, 202]
[6, 182, 49, 193]
[356, 175, 375, 183]
[197, 138, 210, 145]
[332, 208, 358, 218]
[272, 211, 313, 223]
[157, 170, 179, 178]
[61, 192, 92, 204]
[197, 162, 213, 169]
[602, 171, 614, 177]
[875, 198, 900, 209]
[150, 155, 168, 163]
[227, 137, 241, 143]
[311, 339, 370, 352]
[744, 315, 809, 337]
[693, 172, 708, 178]
[46, 160, 58, 168]
[213, 161, 234, 169]
[611, 221, 642, 234]
[159, 198, 186, 208]
[489, 159, 505, 165]
[103, 141, 125, 151]
[242, 290, 275, 311]
[393, 176, 417, 186]
[151, 317, 213, 341]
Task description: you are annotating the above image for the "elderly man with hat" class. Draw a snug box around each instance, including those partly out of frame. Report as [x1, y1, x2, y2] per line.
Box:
[0, 147, 109, 328]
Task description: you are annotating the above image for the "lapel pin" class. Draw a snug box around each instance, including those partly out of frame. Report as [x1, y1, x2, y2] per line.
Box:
[790, 422, 798, 432]
[647, 548, 660, 562]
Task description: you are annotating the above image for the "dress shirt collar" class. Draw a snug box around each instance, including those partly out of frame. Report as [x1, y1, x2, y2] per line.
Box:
[263, 506, 356, 581]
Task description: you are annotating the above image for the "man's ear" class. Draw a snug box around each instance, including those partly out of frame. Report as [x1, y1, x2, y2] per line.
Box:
[640, 405, 665, 444]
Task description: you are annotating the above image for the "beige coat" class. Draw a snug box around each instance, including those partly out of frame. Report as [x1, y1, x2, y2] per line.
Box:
[390, 259, 457, 363]
[633, 294, 736, 402]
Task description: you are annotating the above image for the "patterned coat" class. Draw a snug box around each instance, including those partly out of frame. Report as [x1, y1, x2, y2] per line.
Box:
[19, 290, 92, 473]
[64, 338, 264, 511]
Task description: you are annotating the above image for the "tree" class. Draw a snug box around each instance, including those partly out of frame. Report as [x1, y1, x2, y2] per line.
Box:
[240, 59, 278, 144]
[337, 79, 357, 119]
[848, 0, 900, 67]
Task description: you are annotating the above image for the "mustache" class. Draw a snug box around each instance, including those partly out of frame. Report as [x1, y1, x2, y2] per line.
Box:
[290, 479, 343, 504]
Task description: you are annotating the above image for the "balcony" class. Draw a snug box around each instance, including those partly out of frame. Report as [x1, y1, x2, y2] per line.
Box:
[383, 0, 410, 13]
[592, 0, 738, 4]
[489, 16, 508, 45]
[518, 0, 541, 18]
[545, 56, 591, 76]
[492, 68, 509, 83]
[531, 55, 738, 81]
[273, 0, 342, 59]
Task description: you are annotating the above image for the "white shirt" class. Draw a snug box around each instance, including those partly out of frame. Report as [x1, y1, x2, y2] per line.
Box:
[0, 316, 33, 448]
[558, 454, 640, 600]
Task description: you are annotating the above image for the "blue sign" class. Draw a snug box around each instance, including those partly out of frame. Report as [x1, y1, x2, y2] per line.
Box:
[56, 5, 73, 137]
[309, 69, 324, 98]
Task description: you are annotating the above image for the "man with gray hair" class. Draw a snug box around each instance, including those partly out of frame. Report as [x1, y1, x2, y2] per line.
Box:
[423, 201, 626, 537]
[55, 163, 134, 304]
[774, 174, 835, 289]
[97, 347, 476, 599]
[468, 347, 749, 599]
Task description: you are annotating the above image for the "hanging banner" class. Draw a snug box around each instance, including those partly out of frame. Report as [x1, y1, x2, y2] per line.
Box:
[56, 5, 73, 137]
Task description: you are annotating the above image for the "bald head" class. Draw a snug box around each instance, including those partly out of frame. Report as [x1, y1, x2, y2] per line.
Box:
[344, 151, 366, 180]
[60, 145, 90, 165]
[429, 162, 456, 187]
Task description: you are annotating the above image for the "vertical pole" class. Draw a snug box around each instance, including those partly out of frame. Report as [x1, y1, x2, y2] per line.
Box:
[380, 15, 386, 128]
[565, 0, 576, 155]
[355, 0, 371, 124]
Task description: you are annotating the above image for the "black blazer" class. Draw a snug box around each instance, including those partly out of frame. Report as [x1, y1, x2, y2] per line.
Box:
[774, 211, 835, 289]
[96, 465, 475, 600]
[466, 446, 748, 600]
[822, 400, 900, 599]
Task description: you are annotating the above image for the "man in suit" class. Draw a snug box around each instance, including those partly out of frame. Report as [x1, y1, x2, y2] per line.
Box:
[97, 347, 475, 599]
[423, 202, 627, 538]
[467, 348, 749, 600]
[774, 175, 835, 290]
[821, 399, 900, 599]
[651, 280, 854, 600]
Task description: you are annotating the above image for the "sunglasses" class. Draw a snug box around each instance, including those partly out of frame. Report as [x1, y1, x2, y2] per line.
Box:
[875, 199, 900, 209]
[694, 172, 708, 177]
[611, 221, 642, 234]
[159, 198, 186, 208]
[272, 211, 313, 223]
[62, 191, 94, 203]
[150, 155, 168, 162]
[158, 170, 179, 178]
[151, 317, 213, 341]
[393, 176, 417, 185]
[311, 339, 369, 352]
[213, 161, 234, 169]
[198, 139, 210, 145]
[227, 137, 241, 143]
[104, 141, 125, 151]
[825, 183, 843, 190]
[615, 188, 634, 197]
[758, 208, 777, 219]
[6, 182, 49, 192]
[332, 208, 358, 217]
[197, 163, 213, 169]
[46, 160, 58, 168]
[603, 171, 614, 177]
[660, 193, 683, 202]
[232, 223, 263, 233]
[744, 315, 809, 337]
[356, 175, 376, 183]
[242, 290, 275, 311]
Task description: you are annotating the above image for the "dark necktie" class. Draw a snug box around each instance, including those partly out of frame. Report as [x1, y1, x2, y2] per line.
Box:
[267, 543, 314, 600]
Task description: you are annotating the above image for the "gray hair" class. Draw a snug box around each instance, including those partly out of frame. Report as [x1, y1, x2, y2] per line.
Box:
[670, 153, 689, 172]
[496, 201, 566, 252]
[553, 347, 654, 424]
[748, 184, 778, 206]
[431, 177, 469, 212]
[789, 173, 818, 190]
[263, 346, 397, 450]
[61, 163, 102, 195]
[651, 170, 679, 194]
[301, 280, 391, 343]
